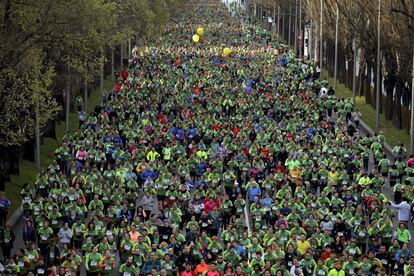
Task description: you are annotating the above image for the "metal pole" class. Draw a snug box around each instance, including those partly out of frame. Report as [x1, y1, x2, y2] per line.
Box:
[100, 50, 104, 95]
[282, 8, 285, 41]
[333, 4, 339, 91]
[299, 0, 302, 57]
[120, 44, 123, 70]
[288, 1, 292, 46]
[308, 22, 312, 61]
[277, 5, 282, 39]
[84, 79, 88, 112]
[320, 0, 323, 75]
[376, 0, 381, 129]
[352, 38, 357, 105]
[294, 0, 298, 53]
[273, 2, 276, 37]
[128, 38, 131, 58]
[411, 47, 414, 153]
[111, 48, 114, 81]
[35, 95, 40, 170]
[65, 62, 70, 133]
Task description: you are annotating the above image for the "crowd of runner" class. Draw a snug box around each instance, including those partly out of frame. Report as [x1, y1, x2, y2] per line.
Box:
[1, 0, 414, 275]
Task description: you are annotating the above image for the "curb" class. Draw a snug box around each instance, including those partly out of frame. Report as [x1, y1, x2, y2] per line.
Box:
[7, 205, 23, 228]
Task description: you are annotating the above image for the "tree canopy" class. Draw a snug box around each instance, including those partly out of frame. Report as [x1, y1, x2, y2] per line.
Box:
[253, 0, 414, 129]
[0, 0, 182, 147]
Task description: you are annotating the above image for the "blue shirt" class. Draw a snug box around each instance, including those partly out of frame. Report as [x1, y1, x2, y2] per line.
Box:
[260, 197, 273, 210]
[248, 186, 261, 202]
[141, 169, 157, 181]
[0, 198, 11, 209]
[187, 128, 197, 139]
[175, 129, 184, 141]
[235, 245, 246, 256]
[196, 163, 208, 175]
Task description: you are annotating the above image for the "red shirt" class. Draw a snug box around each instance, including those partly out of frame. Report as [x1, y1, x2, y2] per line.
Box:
[203, 199, 219, 214]
[206, 271, 222, 276]
[275, 165, 285, 173]
[261, 147, 270, 160]
[120, 70, 128, 80]
[114, 83, 122, 92]
[408, 158, 414, 168]
[232, 127, 240, 137]
[180, 271, 196, 276]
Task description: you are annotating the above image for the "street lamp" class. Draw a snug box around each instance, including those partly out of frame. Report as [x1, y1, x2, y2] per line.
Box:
[352, 38, 357, 105]
[333, 3, 339, 91]
[65, 60, 71, 133]
[376, 0, 381, 129]
[319, 0, 323, 75]
[411, 47, 414, 153]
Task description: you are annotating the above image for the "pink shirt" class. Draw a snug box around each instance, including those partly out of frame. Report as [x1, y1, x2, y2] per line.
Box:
[407, 158, 414, 168]
[76, 150, 86, 160]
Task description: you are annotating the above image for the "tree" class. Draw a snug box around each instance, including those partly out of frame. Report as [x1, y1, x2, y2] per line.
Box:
[0, 0, 118, 147]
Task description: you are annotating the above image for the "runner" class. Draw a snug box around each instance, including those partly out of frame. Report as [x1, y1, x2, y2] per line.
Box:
[2, 0, 414, 275]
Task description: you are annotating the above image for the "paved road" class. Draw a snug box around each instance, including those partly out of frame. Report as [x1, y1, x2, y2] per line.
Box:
[3, 13, 414, 273]
[327, 112, 414, 249]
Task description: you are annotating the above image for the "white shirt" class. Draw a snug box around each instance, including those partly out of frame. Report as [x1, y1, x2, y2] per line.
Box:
[58, 228, 72, 244]
[290, 265, 303, 276]
[391, 201, 411, 221]
[320, 220, 334, 231]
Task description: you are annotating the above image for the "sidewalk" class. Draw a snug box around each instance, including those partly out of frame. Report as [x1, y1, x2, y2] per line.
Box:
[322, 72, 410, 149]
[5, 79, 113, 227]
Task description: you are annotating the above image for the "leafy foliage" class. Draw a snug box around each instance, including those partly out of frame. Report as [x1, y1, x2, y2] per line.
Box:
[0, 0, 182, 147]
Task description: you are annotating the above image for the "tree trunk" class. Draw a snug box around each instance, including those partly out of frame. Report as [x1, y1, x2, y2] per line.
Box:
[393, 80, 403, 129]
[384, 75, 397, 121]
[8, 146, 19, 175]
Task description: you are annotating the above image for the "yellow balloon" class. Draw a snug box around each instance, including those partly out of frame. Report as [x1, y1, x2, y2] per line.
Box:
[192, 34, 200, 43]
[274, 49, 279, 55]
[223, 47, 232, 57]
[197, 27, 204, 36]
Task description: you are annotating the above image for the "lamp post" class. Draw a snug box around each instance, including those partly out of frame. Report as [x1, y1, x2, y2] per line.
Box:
[84, 79, 88, 112]
[319, 0, 323, 75]
[100, 50, 104, 96]
[288, 0, 292, 46]
[352, 38, 357, 105]
[375, 0, 381, 129]
[298, 0, 302, 58]
[111, 48, 114, 81]
[277, 5, 280, 38]
[65, 61, 70, 133]
[410, 47, 414, 153]
[333, 3, 339, 91]
[35, 95, 40, 170]
[294, 0, 298, 53]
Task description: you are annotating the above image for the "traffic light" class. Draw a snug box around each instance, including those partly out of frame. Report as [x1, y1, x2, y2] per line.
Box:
[262, 10, 266, 19]
[241, 0, 245, 5]
[305, 38, 308, 48]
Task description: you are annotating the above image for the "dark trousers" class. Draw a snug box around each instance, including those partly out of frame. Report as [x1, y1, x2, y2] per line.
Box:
[0, 209, 8, 227]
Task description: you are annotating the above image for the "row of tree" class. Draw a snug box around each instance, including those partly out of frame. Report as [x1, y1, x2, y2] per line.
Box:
[251, 0, 414, 133]
[0, 0, 182, 175]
